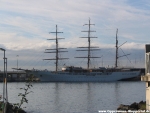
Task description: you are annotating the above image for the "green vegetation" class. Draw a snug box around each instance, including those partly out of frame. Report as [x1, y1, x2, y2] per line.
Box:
[0, 74, 35, 113]
[139, 103, 146, 110]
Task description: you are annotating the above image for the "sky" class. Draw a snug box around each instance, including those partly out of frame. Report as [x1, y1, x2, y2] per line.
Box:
[0, 0, 149, 70]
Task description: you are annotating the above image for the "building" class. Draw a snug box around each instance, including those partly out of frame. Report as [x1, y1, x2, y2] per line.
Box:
[141, 44, 150, 110]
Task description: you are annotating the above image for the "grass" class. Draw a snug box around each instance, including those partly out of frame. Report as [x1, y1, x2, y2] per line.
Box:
[139, 103, 146, 110]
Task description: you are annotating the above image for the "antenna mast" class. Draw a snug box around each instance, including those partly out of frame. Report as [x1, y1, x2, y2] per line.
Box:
[75, 19, 100, 69]
[43, 25, 68, 72]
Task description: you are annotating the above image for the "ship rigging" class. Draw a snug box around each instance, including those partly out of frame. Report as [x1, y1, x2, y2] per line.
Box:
[75, 19, 101, 69]
[43, 25, 69, 72]
[115, 29, 130, 68]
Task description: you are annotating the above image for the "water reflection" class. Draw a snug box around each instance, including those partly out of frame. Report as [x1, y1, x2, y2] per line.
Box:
[54, 83, 60, 112]
[87, 83, 91, 112]
[0, 82, 145, 113]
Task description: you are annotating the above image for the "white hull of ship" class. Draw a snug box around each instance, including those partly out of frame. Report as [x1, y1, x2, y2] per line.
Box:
[27, 70, 140, 82]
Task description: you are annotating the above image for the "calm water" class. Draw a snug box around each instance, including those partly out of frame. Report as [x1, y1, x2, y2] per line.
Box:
[0, 82, 146, 113]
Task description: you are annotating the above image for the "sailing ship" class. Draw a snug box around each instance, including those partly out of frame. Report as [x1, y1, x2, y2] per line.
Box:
[15, 20, 141, 82]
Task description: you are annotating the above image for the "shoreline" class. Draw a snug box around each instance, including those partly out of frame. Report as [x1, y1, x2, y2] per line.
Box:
[117, 101, 146, 110]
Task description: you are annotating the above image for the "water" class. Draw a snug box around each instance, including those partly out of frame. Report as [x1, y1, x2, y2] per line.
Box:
[0, 82, 146, 113]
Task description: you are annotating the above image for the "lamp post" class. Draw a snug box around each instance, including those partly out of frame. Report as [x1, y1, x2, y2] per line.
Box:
[16, 55, 19, 80]
[0, 48, 8, 113]
[16, 55, 19, 70]
[4, 58, 8, 113]
[0, 48, 6, 102]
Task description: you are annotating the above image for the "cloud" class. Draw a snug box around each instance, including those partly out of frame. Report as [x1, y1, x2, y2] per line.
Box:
[120, 42, 144, 49]
[0, 0, 149, 70]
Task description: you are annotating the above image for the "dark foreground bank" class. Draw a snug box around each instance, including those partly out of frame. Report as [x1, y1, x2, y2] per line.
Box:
[117, 101, 146, 110]
[0, 102, 26, 113]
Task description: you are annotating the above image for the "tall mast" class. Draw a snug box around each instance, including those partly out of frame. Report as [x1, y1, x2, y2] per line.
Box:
[115, 29, 130, 68]
[88, 19, 91, 69]
[75, 19, 100, 69]
[115, 29, 118, 68]
[43, 25, 68, 72]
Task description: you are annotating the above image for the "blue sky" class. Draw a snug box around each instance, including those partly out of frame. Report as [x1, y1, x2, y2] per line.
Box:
[0, 0, 149, 70]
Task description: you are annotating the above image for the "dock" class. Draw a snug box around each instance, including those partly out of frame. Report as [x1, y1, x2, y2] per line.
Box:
[0, 71, 26, 82]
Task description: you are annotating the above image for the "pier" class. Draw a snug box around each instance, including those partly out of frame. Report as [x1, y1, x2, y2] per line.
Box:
[0, 71, 26, 82]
